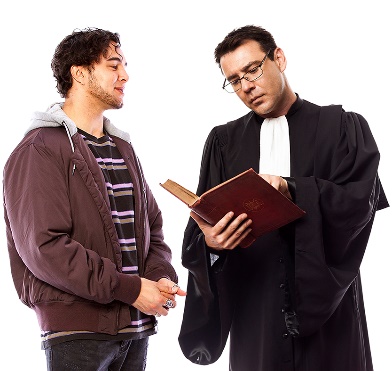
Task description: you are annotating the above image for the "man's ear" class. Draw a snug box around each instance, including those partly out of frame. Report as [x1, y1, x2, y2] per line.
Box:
[274, 48, 287, 73]
[70, 65, 86, 84]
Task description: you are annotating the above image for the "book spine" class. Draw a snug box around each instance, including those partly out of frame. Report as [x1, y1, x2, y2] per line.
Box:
[191, 198, 226, 225]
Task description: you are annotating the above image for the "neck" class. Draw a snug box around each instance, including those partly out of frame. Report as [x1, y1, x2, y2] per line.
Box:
[63, 97, 105, 138]
[260, 87, 297, 119]
[276, 90, 297, 116]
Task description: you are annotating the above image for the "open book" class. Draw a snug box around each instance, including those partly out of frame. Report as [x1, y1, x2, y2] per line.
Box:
[160, 168, 305, 248]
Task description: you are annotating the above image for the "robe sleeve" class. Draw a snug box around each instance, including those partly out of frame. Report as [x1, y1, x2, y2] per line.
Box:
[293, 109, 389, 336]
[178, 127, 233, 365]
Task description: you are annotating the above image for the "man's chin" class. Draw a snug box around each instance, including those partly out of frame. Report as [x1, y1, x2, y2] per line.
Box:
[251, 104, 270, 117]
[108, 102, 124, 110]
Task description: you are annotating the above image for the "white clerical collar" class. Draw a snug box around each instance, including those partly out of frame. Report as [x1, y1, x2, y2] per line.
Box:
[259, 115, 290, 177]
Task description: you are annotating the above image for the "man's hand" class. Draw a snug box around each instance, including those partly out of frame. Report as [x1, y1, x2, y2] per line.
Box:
[132, 277, 186, 317]
[259, 174, 292, 200]
[157, 278, 187, 312]
[157, 277, 187, 298]
[190, 211, 252, 251]
[132, 278, 169, 316]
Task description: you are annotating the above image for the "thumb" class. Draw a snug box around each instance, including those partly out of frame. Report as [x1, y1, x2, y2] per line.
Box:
[175, 287, 187, 296]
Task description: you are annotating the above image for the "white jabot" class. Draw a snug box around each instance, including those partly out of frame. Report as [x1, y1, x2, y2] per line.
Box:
[259, 115, 290, 177]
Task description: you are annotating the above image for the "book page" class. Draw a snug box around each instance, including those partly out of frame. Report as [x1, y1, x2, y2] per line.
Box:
[160, 179, 199, 207]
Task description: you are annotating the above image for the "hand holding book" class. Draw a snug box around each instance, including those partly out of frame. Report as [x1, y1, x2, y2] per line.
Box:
[160, 168, 305, 248]
[189, 209, 254, 251]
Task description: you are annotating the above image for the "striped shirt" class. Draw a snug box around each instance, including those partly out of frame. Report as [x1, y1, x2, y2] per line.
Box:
[41, 130, 156, 348]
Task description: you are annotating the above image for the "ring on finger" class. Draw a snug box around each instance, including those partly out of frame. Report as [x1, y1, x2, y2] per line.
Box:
[164, 298, 175, 309]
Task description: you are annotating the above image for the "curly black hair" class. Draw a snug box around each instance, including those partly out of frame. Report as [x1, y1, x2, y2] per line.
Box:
[214, 25, 277, 67]
[51, 28, 121, 98]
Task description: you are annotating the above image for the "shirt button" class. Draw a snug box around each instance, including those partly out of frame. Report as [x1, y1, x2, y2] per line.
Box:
[279, 257, 284, 263]
[282, 333, 289, 339]
[279, 283, 285, 289]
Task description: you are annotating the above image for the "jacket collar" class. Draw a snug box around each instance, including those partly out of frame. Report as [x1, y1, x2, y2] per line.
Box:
[27, 102, 131, 143]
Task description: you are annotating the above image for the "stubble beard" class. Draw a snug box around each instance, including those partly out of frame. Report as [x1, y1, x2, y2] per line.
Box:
[88, 73, 123, 110]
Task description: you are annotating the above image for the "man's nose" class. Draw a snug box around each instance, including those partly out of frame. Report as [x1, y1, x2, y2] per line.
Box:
[119, 68, 129, 82]
[241, 78, 255, 93]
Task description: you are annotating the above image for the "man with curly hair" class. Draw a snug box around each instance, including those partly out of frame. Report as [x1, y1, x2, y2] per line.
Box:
[3, 28, 185, 370]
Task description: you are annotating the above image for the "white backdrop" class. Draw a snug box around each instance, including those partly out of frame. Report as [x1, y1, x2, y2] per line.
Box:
[1, 1, 390, 370]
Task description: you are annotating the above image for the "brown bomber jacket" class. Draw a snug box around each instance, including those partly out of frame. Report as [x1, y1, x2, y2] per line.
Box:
[3, 103, 177, 335]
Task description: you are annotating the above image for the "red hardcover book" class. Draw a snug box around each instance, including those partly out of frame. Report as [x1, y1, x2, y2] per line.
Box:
[160, 168, 305, 248]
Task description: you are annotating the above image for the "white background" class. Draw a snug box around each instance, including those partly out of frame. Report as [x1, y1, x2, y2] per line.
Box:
[1, 1, 390, 370]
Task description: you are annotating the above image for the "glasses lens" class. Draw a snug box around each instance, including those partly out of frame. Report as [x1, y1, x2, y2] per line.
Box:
[224, 84, 235, 93]
[245, 67, 263, 82]
[224, 81, 240, 93]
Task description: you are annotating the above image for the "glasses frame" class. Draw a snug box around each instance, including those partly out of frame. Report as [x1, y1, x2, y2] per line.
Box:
[222, 49, 271, 93]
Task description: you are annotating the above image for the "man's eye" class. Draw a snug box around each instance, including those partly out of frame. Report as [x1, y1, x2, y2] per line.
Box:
[230, 79, 241, 86]
[111, 65, 118, 70]
[248, 66, 259, 75]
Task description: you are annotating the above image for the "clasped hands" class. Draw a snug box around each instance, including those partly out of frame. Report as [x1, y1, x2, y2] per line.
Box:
[191, 174, 291, 251]
[132, 277, 186, 317]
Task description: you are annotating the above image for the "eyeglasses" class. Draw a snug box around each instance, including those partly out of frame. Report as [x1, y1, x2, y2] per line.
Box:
[222, 49, 271, 93]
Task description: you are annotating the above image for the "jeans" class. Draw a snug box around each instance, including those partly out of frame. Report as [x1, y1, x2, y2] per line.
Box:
[45, 337, 148, 371]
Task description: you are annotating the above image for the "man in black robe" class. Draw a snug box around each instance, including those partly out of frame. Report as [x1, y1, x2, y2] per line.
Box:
[178, 25, 389, 371]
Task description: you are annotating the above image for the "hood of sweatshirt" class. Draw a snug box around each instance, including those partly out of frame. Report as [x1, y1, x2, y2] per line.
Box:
[27, 102, 131, 145]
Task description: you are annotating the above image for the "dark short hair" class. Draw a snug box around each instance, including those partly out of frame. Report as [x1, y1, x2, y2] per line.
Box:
[214, 25, 277, 67]
[51, 28, 121, 98]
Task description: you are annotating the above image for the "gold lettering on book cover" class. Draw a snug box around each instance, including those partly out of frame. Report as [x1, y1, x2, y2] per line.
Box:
[243, 199, 264, 212]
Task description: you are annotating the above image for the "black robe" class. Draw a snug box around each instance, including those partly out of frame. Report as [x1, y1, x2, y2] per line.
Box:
[178, 96, 389, 371]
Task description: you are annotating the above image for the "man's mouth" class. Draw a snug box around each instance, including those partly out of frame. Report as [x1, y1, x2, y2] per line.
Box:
[115, 87, 125, 94]
[250, 95, 263, 105]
